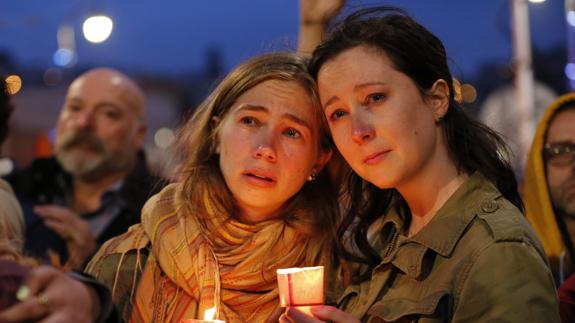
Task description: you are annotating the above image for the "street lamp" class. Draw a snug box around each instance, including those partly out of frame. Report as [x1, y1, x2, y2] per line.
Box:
[82, 14, 114, 43]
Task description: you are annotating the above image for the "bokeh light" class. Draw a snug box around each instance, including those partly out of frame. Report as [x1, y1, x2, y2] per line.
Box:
[460, 84, 478, 103]
[566, 63, 575, 81]
[568, 11, 575, 27]
[53, 48, 77, 67]
[154, 128, 175, 149]
[83, 15, 113, 43]
[5, 75, 22, 95]
[0, 159, 14, 176]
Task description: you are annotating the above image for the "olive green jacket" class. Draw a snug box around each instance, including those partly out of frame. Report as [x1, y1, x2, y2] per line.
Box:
[339, 173, 560, 322]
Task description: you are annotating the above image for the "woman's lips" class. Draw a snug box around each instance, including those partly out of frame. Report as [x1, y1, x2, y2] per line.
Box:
[242, 169, 277, 187]
[363, 150, 391, 165]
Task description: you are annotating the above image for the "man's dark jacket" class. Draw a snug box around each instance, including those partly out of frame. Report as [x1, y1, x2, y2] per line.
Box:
[5, 151, 163, 264]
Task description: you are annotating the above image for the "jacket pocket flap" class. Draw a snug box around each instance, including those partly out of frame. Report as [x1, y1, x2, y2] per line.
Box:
[367, 290, 449, 321]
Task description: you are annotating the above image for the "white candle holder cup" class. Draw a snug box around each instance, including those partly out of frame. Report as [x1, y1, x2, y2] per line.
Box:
[276, 265, 324, 315]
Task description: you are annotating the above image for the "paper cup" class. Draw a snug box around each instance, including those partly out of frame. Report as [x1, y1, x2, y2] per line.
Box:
[276, 266, 324, 307]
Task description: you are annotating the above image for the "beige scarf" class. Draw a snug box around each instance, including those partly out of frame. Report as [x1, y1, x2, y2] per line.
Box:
[121, 183, 327, 322]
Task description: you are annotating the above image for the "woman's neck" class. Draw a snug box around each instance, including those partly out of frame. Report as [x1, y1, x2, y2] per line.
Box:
[398, 151, 468, 237]
[237, 205, 283, 224]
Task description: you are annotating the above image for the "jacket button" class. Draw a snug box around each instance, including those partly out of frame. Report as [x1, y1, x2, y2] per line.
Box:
[481, 200, 499, 213]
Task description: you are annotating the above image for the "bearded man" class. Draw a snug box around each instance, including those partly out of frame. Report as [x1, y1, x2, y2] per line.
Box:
[7, 68, 161, 268]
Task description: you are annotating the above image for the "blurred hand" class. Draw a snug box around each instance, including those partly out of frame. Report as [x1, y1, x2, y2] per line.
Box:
[300, 0, 345, 25]
[280, 305, 360, 323]
[0, 265, 99, 323]
[35, 205, 97, 269]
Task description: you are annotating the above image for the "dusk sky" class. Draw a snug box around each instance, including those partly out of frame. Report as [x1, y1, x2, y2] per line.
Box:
[0, 0, 569, 81]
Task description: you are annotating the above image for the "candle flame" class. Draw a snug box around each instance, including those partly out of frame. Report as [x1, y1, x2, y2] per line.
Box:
[204, 306, 216, 320]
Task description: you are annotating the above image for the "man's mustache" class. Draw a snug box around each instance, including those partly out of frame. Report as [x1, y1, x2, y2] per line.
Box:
[58, 131, 106, 153]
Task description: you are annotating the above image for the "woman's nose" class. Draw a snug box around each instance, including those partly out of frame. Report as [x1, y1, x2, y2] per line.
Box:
[254, 142, 277, 162]
[351, 114, 375, 145]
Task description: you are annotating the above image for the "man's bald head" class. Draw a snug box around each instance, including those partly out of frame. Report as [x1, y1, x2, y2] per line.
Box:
[67, 68, 146, 120]
[55, 68, 148, 181]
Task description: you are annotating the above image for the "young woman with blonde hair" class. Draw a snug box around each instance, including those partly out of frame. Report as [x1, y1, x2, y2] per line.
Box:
[85, 52, 340, 322]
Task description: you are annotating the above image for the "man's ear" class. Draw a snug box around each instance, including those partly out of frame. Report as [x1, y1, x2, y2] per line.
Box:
[134, 123, 147, 148]
[427, 79, 450, 122]
[212, 116, 221, 154]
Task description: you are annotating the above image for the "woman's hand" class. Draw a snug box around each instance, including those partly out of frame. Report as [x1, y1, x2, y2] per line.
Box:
[0, 265, 100, 323]
[280, 305, 360, 323]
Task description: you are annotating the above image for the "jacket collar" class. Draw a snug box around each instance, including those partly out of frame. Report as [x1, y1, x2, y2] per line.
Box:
[376, 172, 502, 278]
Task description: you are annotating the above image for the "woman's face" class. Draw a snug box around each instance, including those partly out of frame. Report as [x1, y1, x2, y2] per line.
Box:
[217, 79, 330, 223]
[317, 45, 443, 189]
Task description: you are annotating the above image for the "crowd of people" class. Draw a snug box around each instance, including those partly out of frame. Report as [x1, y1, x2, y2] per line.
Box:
[0, 1, 574, 322]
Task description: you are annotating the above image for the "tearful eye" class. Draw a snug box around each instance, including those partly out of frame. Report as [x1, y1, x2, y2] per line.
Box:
[240, 116, 257, 126]
[283, 128, 301, 138]
[368, 93, 386, 103]
[329, 109, 347, 122]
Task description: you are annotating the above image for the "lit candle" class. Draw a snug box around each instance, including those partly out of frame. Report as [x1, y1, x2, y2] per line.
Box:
[276, 266, 324, 316]
[180, 306, 225, 323]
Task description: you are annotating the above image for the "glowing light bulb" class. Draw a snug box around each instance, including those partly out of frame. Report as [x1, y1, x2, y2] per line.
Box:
[83, 15, 113, 43]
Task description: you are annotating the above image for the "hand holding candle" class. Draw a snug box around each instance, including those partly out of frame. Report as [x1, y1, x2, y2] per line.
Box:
[276, 266, 324, 316]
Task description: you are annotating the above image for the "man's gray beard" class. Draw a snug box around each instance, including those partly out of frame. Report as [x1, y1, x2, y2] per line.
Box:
[56, 149, 120, 182]
[55, 131, 131, 182]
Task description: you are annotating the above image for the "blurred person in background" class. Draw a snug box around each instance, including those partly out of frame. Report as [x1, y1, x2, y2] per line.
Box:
[0, 76, 24, 263]
[0, 76, 113, 323]
[524, 93, 575, 322]
[525, 92, 575, 281]
[0, 77, 32, 310]
[479, 80, 557, 177]
[5, 68, 162, 269]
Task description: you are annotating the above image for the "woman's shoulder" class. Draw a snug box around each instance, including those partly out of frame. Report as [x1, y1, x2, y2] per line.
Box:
[85, 224, 150, 277]
[471, 194, 546, 257]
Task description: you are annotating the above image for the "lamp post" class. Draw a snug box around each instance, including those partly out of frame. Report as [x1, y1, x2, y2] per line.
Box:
[510, 0, 536, 172]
